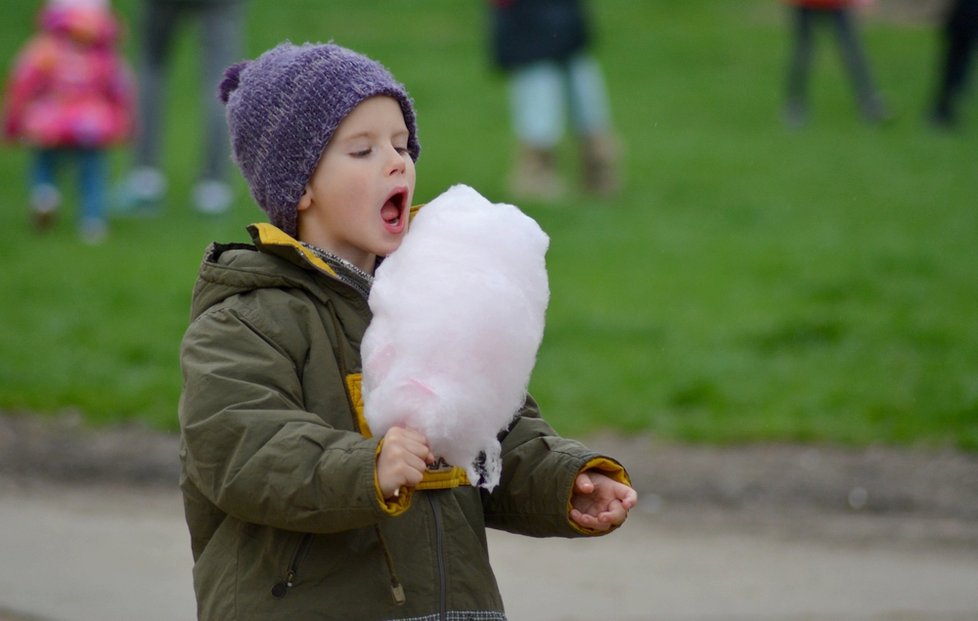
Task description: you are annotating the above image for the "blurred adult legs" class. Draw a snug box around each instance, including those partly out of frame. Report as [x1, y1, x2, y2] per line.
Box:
[566, 54, 620, 196]
[194, 1, 244, 213]
[509, 60, 567, 201]
[125, 0, 178, 208]
[124, 0, 245, 214]
[132, 1, 177, 177]
[508, 53, 619, 201]
[785, 7, 816, 127]
[784, 6, 888, 126]
[931, 0, 978, 127]
[830, 8, 888, 122]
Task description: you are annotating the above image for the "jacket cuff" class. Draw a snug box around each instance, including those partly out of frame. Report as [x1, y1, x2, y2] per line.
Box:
[582, 456, 632, 486]
[374, 438, 412, 516]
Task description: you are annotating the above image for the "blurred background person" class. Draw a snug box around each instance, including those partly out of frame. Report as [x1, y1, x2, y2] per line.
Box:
[930, 0, 978, 128]
[2, 0, 134, 244]
[782, 0, 891, 127]
[117, 0, 247, 215]
[488, 0, 621, 203]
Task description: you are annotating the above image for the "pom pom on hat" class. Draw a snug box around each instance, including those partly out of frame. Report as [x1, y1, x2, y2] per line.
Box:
[221, 42, 421, 237]
[218, 62, 246, 104]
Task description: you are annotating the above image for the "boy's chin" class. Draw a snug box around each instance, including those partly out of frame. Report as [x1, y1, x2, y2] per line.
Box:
[376, 237, 405, 258]
[383, 242, 404, 257]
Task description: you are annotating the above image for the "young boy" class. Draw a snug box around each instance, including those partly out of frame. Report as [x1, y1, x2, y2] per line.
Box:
[179, 41, 637, 620]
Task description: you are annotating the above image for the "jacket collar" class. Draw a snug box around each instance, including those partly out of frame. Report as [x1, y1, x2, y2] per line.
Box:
[247, 204, 424, 278]
[247, 222, 339, 278]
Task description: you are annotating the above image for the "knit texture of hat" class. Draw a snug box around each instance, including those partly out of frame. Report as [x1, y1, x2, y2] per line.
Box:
[219, 42, 420, 237]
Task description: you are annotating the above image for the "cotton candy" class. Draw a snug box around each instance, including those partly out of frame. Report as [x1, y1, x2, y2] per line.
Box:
[361, 184, 550, 490]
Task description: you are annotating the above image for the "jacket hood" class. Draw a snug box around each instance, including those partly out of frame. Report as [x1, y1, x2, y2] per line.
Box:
[188, 223, 344, 322]
[39, 4, 119, 48]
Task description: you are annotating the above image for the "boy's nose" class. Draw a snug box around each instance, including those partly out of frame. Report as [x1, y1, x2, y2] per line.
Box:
[387, 148, 407, 175]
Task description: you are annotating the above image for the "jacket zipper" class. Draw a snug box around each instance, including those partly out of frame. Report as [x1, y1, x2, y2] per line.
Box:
[271, 533, 313, 599]
[326, 300, 405, 607]
[428, 494, 448, 620]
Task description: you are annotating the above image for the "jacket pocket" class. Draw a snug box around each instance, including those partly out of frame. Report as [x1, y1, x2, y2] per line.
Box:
[271, 533, 313, 599]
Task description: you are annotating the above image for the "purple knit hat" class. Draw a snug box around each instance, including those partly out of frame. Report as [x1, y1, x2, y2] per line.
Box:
[219, 42, 421, 237]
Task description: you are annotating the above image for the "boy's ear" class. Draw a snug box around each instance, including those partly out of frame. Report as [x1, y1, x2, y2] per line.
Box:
[297, 185, 313, 212]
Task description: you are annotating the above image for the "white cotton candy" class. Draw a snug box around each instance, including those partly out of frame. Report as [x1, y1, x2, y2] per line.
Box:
[361, 184, 550, 490]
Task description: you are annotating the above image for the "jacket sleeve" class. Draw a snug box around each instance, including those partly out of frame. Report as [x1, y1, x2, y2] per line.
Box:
[2, 40, 46, 141]
[179, 294, 392, 535]
[105, 55, 134, 140]
[481, 395, 630, 538]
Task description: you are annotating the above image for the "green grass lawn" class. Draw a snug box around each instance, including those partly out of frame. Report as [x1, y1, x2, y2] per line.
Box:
[1, 0, 975, 450]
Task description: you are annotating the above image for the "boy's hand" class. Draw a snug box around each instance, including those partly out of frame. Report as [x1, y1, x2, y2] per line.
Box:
[376, 426, 434, 499]
[569, 471, 638, 532]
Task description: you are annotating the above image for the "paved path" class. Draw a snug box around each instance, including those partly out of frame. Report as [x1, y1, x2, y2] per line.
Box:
[2, 483, 978, 621]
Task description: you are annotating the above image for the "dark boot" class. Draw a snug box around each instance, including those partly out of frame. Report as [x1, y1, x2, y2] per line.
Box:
[509, 145, 566, 202]
[580, 132, 621, 198]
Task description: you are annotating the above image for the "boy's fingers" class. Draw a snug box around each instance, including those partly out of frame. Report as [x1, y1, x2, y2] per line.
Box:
[600, 500, 626, 524]
[575, 472, 594, 494]
[621, 488, 639, 508]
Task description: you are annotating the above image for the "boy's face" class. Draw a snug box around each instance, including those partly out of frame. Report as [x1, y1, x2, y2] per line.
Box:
[297, 96, 416, 274]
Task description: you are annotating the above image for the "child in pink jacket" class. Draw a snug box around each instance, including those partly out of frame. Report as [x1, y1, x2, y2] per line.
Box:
[3, 0, 134, 243]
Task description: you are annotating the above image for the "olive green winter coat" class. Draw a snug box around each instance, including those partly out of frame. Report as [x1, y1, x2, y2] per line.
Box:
[178, 223, 629, 620]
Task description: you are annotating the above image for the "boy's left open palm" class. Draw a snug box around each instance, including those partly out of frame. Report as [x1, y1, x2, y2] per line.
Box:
[569, 471, 638, 532]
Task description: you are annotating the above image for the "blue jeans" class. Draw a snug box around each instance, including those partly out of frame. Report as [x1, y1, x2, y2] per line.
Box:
[32, 148, 107, 223]
[507, 52, 613, 148]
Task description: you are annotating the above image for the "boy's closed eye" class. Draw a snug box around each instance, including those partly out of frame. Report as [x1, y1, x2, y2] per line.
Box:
[350, 143, 409, 158]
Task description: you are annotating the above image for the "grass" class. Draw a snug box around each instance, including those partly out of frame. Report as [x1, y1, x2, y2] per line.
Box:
[0, 0, 976, 450]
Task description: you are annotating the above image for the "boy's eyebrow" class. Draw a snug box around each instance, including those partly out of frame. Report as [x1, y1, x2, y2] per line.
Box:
[334, 130, 370, 142]
[336, 128, 410, 142]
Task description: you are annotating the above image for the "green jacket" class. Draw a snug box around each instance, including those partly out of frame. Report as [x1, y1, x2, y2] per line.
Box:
[179, 223, 630, 620]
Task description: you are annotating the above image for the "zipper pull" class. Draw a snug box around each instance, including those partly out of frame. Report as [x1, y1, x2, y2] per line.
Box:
[271, 570, 295, 599]
[390, 578, 406, 605]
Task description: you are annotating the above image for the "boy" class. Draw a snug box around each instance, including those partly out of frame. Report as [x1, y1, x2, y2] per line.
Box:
[179, 41, 637, 620]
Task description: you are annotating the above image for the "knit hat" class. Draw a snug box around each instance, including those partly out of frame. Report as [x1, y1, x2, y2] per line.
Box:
[219, 42, 421, 237]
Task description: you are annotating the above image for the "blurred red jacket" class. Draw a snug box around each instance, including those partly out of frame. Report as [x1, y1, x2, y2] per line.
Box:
[2, 3, 134, 148]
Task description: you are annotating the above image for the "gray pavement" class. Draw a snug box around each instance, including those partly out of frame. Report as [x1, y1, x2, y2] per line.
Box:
[2, 482, 978, 621]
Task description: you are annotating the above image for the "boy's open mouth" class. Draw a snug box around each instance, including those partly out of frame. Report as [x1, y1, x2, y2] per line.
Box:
[381, 189, 407, 230]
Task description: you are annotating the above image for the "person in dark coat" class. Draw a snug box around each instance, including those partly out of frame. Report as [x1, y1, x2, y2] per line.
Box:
[488, 0, 621, 201]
